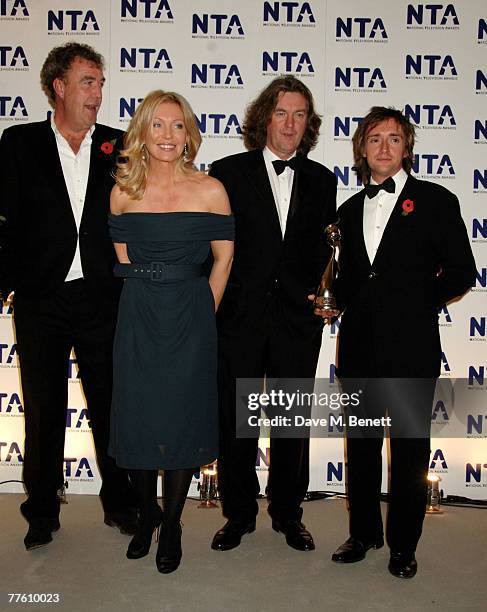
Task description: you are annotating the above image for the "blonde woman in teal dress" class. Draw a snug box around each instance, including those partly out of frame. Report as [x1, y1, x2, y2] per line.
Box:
[108, 90, 234, 573]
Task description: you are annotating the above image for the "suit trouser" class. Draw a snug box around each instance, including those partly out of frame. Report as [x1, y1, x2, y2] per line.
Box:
[217, 302, 322, 523]
[13, 279, 135, 521]
[344, 377, 435, 553]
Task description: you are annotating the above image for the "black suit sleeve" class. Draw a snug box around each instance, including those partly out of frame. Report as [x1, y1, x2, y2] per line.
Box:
[333, 200, 353, 312]
[317, 172, 338, 273]
[208, 159, 225, 184]
[431, 191, 477, 306]
[0, 127, 19, 298]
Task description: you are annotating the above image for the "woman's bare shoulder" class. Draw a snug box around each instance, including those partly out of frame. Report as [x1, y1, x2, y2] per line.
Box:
[192, 172, 231, 214]
[110, 184, 135, 214]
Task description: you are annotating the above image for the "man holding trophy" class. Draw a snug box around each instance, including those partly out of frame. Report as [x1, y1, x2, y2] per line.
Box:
[327, 107, 476, 578]
[209, 76, 337, 552]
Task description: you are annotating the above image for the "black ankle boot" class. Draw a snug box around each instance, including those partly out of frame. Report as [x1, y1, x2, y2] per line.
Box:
[155, 523, 182, 573]
[127, 506, 163, 560]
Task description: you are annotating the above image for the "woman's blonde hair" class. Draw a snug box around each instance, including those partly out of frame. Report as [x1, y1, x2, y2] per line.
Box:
[116, 90, 202, 199]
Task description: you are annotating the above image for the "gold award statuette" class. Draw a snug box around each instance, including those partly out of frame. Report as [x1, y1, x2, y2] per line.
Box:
[314, 223, 341, 321]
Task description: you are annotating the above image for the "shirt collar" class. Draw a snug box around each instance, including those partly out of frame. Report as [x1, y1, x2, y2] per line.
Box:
[369, 167, 408, 190]
[263, 146, 297, 165]
[367, 168, 408, 201]
[50, 115, 95, 145]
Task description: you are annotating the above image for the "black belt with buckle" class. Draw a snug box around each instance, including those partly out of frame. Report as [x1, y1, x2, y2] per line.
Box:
[114, 262, 203, 282]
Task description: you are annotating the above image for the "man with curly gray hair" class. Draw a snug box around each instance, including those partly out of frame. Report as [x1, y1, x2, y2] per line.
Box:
[209, 76, 337, 553]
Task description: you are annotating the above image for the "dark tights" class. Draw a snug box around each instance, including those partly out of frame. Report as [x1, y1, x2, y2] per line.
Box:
[129, 467, 195, 527]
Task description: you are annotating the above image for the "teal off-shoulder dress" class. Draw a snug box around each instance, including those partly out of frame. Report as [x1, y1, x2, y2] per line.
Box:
[108, 212, 234, 470]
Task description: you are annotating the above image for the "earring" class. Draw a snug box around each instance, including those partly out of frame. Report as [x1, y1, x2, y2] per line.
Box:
[183, 143, 188, 162]
[141, 144, 147, 161]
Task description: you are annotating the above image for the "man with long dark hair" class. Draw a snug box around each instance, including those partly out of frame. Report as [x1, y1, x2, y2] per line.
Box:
[330, 106, 476, 578]
[209, 76, 337, 552]
[0, 43, 135, 550]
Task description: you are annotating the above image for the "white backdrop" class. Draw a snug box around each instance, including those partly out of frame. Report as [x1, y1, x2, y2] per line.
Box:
[0, 0, 485, 499]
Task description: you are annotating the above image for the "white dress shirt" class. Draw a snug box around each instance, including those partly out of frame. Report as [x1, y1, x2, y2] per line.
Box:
[363, 168, 408, 264]
[263, 146, 296, 237]
[51, 117, 94, 281]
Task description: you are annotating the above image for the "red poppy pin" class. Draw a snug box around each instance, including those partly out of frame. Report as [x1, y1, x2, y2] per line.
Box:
[100, 139, 116, 155]
[401, 199, 414, 216]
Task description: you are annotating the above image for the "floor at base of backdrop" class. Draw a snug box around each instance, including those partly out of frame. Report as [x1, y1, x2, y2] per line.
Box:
[1, 493, 486, 612]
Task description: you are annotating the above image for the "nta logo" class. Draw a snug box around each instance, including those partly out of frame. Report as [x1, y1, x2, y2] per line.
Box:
[64, 457, 94, 478]
[0, 441, 23, 462]
[472, 219, 487, 240]
[66, 408, 90, 429]
[404, 104, 455, 127]
[333, 166, 363, 188]
[327, 461, 343, 482]
[192, 14, 244, 36]
[0, 392, 23, 413]
[438, 305, 452, 323]
[191, 64, 243, 86]
[121, 0, 173, 20]
[195, 114, 241, 137]
[0, 45, 28, 67]
[335, 67, 386, 89]
[0, 0, 28, 17]
[465, 463, 487, 484]
[120, 48, 172, 71]
[47, 10, 99, 32]
[468, 366, 485, 386]
[0, 95, 27, 118]
[411, 154, 455, 176]
[474, 120, 487, 141]
[473, 170, 487, 190]
[406, 4, 459, 27]
[0, 343, 18, 363]
[474, 268, 487, 289]
[470, 317, 486, 338]
[405, 54, 457, 77]
[256, 446, 270, 468]
[119, 97, 143, 120]
[431, 400, 449, 421]
[479, 19, 487, 42]
[262, 51, 313, 74]
[334, 116, 363, 138]
[336, 17, 387, 40]
[430, 449, 448, 470]
[441, 352, 450, 373]
[263, 2, 315, 24]
[476, 70, 487, 92]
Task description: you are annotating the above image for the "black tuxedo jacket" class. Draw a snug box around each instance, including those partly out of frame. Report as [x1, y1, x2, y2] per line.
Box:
[335, 175, 477, 378]
[209, 149, 337, 339]
[0, 120, 123, 298]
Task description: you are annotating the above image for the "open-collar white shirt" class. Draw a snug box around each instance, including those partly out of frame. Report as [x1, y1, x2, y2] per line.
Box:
[51, 117, 94, 281]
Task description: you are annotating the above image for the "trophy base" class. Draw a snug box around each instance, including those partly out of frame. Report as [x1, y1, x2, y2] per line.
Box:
[197, 500, 219, 509]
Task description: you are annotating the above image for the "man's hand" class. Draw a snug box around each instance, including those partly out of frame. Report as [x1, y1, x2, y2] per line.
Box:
[0, 289, 14, 304]
[307, 294, 340, 320]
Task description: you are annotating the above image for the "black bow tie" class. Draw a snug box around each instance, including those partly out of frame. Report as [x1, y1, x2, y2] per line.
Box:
[365, 176, 395, 198]
[272, 157, 299, 175]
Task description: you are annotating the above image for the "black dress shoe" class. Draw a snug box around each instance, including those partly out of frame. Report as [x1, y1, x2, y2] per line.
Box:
[156, 523, 182, 574]
[331, 536, 384, 563]
[211, 519, 256, 551]
[24, 518, 60, 551]
[127, 506, 163, 559]
[388, 552, 417, 579]
[104, 508, 138, 535]
[272, 519, 315, 551]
